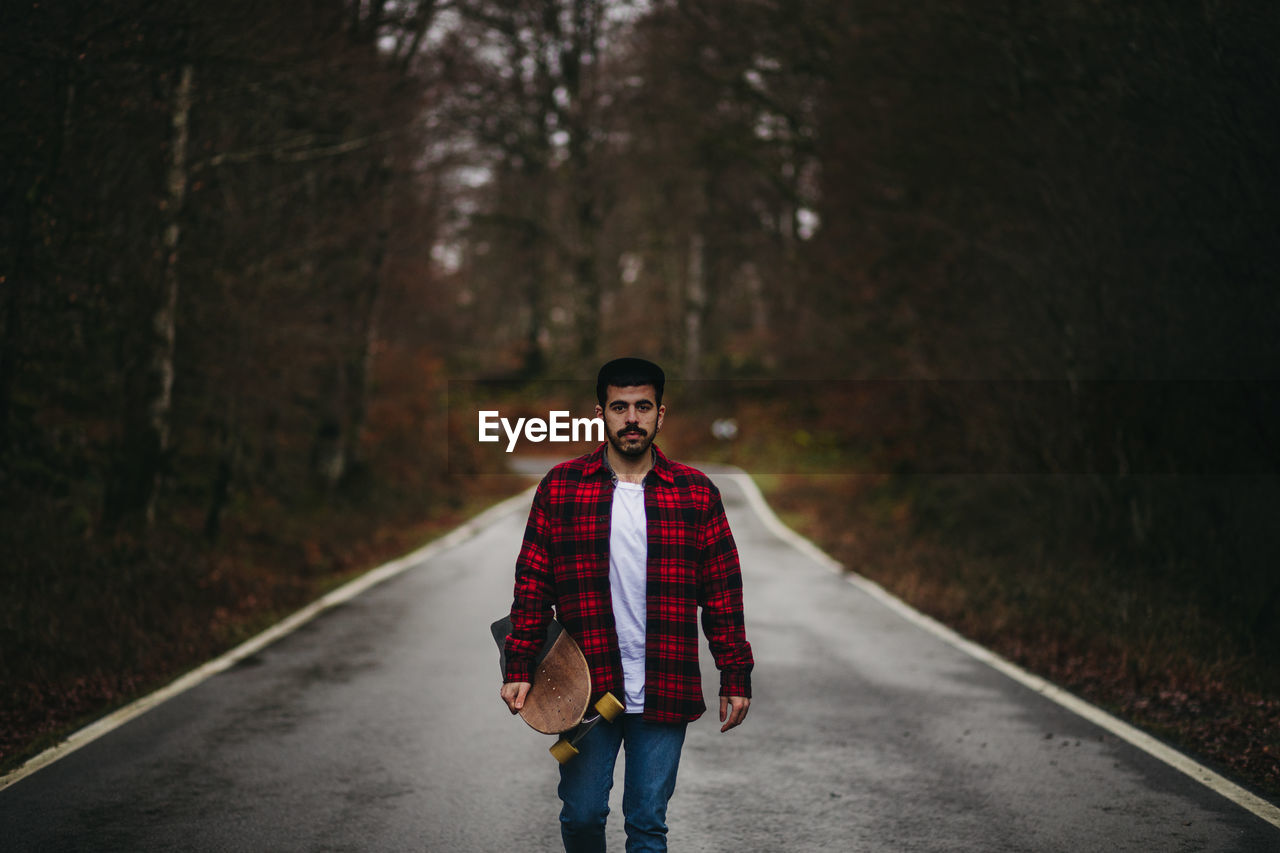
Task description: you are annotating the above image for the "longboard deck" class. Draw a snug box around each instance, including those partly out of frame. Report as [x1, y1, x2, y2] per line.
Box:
[491, 616, 592, 734]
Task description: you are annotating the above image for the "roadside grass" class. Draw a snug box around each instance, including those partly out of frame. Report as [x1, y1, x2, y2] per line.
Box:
[0, 472, 531, 777]
[759, 471, 1280, 801]
[662, 385, 1279, 802]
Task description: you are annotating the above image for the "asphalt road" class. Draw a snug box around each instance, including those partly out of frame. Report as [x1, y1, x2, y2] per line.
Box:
[2, 463, 1278, 851]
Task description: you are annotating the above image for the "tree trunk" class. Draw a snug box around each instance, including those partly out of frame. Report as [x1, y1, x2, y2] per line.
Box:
[343, 157, 393, 473]
[2, 59, 75, 453]
[145, 62, 194, 524]
[684, 232, 705, 379]
[567, 0, 602, 362]
[204, 421, 236, 543]
[522, 220, 547, 377]
[105, 63, 192, 529]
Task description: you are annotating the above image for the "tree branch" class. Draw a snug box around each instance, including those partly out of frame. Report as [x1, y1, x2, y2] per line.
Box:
[192, 130, 398, 172]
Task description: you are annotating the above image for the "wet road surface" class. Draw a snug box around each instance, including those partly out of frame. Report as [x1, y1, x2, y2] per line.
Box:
[2, 463, 1278, 851]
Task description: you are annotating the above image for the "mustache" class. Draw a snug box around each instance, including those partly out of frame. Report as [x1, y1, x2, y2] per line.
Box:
[617, 426, 647, 438]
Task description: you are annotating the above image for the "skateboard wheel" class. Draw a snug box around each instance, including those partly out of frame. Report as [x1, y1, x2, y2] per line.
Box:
[550, 738, 580, 764]
[594, 693, 625, 722]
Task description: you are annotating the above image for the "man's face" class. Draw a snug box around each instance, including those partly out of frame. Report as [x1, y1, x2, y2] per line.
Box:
[596, 384, 665, 459]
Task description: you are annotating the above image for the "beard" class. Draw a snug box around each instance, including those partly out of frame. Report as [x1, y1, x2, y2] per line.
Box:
[607, 425, 654, 458]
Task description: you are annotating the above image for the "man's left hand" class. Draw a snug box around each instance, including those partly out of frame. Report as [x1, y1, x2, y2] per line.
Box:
[719, 696, 750, 732]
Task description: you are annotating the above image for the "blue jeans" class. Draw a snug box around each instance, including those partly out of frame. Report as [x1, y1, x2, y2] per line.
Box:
[557, 714, 688, 853]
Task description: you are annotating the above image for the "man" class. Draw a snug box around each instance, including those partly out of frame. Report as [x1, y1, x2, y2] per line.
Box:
[499, 357, 753, 853]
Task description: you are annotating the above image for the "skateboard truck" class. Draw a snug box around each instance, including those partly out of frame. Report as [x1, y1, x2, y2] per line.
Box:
[549, 693, 626, 763]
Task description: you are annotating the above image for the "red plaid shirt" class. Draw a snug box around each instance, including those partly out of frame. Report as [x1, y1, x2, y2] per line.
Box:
[503, 443, 753, 723]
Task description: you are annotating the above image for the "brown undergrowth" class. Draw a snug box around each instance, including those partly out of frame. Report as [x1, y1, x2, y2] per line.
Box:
[761, 472, 1280, 802]
[0, 473, 530, 776]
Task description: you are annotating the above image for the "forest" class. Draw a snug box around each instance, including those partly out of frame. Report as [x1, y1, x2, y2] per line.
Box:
[2, 1, 1277, 794]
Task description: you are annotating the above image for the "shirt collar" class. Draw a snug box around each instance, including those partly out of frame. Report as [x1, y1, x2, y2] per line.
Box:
[585, 442, 675, 486]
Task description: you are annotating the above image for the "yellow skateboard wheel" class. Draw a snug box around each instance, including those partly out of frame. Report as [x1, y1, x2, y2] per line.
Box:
[594, 692, 625, 722]
[550, 738, 580, 764]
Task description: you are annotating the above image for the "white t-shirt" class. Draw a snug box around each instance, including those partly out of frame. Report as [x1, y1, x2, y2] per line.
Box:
[609, 481, 648, 713]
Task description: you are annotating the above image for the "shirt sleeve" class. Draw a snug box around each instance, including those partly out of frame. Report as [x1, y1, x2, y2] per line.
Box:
[504, 477, 556, 684]
[696, 486, 754, 698]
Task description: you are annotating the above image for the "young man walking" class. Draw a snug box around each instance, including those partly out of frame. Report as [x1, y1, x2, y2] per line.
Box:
[499, 357, 753, 852]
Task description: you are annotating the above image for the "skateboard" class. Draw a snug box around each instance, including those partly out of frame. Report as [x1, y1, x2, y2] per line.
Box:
[491, 615, 626, 763]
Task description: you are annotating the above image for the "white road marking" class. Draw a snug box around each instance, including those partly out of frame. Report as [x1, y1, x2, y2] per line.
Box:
[723, 467, 1280, 830]
[0, 488, 535, 793]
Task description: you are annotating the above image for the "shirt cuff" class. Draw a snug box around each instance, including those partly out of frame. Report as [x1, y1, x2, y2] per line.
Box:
[505, 658, 534, 684]
[718, 669, 752, 699]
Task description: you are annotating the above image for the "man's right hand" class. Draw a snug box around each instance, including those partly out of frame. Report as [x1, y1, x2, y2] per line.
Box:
[501, 681, 531, 714]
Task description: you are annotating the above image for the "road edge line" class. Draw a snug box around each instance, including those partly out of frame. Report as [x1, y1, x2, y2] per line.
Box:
[0, 486, 536, 794]
[723, 468, 1280, 830]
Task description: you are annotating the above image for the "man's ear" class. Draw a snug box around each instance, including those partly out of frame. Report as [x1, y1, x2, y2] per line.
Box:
[656, 405, 665, 432]
[595, 404, 603, 419]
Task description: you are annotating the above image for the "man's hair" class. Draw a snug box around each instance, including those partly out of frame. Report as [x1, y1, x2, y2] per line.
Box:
[596, 357, 666, 406]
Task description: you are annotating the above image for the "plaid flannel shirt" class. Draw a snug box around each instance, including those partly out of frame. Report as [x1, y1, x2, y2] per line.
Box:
[503, 443, 753, 723]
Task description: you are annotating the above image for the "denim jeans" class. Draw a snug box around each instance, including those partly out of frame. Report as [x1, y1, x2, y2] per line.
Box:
[557, 714, 688, 853]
